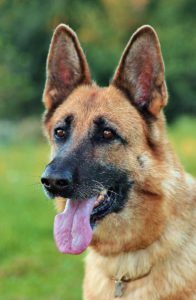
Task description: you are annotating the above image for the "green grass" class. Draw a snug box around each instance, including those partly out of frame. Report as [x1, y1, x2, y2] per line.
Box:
[0, 117, 195, 299]
[168, 117, 196, 176]
[0, 143, 84, 300]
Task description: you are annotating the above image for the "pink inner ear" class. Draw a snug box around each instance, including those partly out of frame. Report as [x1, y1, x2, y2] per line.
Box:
[59, 65, 71, 86]
[136, 64, 153, 106]
[57, 47, 72, 87]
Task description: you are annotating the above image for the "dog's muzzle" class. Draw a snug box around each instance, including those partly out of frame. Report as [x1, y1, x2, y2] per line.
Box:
[41, 162, 74, 198]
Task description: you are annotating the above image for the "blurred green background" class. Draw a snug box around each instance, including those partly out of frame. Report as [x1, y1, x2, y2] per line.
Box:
[0, 0, 195, 299]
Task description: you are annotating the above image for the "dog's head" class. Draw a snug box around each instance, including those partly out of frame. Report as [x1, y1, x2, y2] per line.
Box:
[41, 24, 169, 255]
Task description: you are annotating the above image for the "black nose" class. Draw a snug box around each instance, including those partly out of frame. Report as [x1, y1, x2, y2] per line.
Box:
[41, 165, 73, 196]
[41, 177, 70, 189]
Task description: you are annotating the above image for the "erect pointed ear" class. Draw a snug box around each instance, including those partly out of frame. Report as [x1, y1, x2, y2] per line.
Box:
[43, 24, 91, 111]
[112, 25, 168, 117]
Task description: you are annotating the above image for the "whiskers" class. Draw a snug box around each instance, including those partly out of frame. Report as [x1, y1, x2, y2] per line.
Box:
[92, 180, 120, 198]
[108, 188, 120, 197]
[92, 180, 105, 194]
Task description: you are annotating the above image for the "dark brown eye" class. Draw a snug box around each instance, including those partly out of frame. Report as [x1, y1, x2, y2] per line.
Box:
[103, 129, 114, 140]
[55, 128, 66, 139]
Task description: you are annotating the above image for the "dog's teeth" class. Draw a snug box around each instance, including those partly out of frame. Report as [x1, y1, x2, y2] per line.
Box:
[94, 189, 109, 208]
[94, 200, 99, 208]
[100, 189, 107, 196]
[96, 194, 104, 202]
[94, 190, 108, 208]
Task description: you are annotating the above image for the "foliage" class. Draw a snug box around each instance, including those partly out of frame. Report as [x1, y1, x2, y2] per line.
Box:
[146, 0, 196, 121]
[0, 0, 195, 121]
[0, 117, 195, 299]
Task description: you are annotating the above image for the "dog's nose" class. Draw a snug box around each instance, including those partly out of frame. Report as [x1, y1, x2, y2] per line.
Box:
[41, 167, 73, 193]
[41, 176, 70, 190]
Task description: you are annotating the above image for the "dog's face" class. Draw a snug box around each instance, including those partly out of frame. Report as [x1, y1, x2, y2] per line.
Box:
[41, 24, 169, 255]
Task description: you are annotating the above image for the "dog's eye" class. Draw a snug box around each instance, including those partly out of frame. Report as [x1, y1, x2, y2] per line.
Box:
[54, 128, 66, 139]
[102, 129, 114, 140]
[92, 125, 122, 144]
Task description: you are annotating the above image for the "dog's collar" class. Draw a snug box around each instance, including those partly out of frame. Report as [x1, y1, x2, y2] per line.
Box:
[112, 269, 151, 298]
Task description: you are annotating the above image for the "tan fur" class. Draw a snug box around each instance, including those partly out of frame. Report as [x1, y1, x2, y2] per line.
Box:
[43, 24, 196, 299]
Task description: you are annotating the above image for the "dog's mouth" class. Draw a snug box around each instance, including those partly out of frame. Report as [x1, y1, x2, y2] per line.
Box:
[90, 187, 121, 228]
[53, 183, 131, 255]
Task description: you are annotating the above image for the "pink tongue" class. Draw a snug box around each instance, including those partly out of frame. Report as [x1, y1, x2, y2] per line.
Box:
[54, 197, 97, 254]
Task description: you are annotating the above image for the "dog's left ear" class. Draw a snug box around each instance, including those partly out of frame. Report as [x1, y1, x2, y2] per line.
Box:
[112, 25, 168, 117]
[43, 24, 91, 111]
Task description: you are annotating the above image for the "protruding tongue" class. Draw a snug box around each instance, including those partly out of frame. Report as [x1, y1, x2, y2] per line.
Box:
[54, 197, 97, 254]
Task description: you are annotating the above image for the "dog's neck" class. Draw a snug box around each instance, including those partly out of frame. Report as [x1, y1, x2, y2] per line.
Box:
[87, 203, 192, 283]
[86, 247, 154, 297]
[87, 247, 154, 283]
[113, 268, 152, 298]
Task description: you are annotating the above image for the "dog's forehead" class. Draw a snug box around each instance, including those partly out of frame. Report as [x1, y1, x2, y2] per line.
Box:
[50, 85, 141, 130]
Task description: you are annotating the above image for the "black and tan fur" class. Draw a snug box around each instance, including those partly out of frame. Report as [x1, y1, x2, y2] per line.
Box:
[41, 24, 196, 299]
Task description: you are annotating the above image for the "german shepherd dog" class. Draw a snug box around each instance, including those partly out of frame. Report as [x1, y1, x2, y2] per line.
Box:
[41, 24, 196, 299]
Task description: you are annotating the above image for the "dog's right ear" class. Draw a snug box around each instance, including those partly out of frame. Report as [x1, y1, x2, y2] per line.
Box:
[43, 24, 91, 111]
